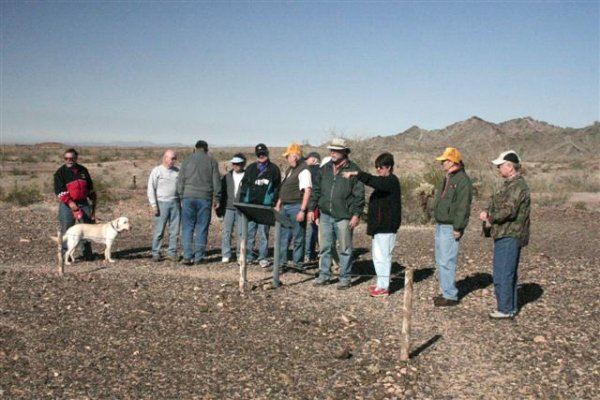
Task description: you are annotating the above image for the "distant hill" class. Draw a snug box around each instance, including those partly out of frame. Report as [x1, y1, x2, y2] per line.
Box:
[366, 117, 600, 162]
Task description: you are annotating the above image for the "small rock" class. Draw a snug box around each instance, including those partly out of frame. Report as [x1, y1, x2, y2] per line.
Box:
[533, 335, 547, 343]
[334, 347, 353, 360]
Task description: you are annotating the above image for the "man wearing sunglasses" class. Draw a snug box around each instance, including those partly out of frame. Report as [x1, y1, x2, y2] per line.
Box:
[54, 148, 97, 261]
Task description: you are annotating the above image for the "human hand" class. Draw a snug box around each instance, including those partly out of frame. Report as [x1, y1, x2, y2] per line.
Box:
[307, 211, 315, 223]
[453, 230, 463, 240]
[72, 209, 84, 221]
[296, 210, 305, 222]
[349, 215, 360, 229]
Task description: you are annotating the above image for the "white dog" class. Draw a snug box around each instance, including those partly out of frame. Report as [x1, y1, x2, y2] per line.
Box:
[60, 217, 131, 265]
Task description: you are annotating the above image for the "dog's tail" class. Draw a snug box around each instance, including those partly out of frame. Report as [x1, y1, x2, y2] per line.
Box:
[50, 235, 67, 243]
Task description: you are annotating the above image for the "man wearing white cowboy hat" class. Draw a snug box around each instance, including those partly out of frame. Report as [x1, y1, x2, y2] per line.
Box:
[308, 138, 365, 289]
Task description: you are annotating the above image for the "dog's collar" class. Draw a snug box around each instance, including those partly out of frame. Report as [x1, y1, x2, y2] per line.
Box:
[109, 221, 118, 232]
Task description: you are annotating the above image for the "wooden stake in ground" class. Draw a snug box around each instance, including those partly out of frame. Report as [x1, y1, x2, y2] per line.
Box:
[57, 229, 64, 276]
[400, 268, 414, 361]
[238, 213, 248, 292]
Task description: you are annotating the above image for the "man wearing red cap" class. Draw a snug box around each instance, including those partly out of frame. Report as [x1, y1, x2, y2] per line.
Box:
[432, 147, 473, 306]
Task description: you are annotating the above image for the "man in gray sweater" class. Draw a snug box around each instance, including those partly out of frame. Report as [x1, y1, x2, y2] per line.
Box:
[147, 149, 180, 262]
[177, 140, 222, 265]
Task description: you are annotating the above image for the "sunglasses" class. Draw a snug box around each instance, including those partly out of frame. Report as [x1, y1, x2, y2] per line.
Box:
[64, 157, 75, 161]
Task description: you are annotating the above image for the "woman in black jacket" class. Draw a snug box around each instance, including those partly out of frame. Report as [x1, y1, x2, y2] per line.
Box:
[343, 152, 401, 297]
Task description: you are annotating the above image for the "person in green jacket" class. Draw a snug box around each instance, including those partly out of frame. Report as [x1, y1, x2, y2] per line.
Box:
[308, 138, 365, 290]
[432, 147, 473, 306]
[480, 150, 531, 319]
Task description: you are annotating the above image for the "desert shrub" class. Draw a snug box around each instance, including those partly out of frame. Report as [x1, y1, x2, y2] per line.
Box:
[422, 164, 444, 189]
[534, 192, 569, 207]
[345, 137, 371, 170]
[399, 175, 434, 225]
[574, 202, 587, 210]
[3, 182, 43, 206]
[92, 178, 115, 202]
[10, 168, 27, 176]
[19, 153, 37, 163]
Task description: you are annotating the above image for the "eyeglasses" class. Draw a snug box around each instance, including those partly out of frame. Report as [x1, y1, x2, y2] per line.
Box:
[64, 157, 74, 161]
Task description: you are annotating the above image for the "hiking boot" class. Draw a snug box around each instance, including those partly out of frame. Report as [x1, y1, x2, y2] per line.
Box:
[369, 287, 389, 298]
[488, 310, 515, 320]
[181, 258, 193, 266]
[313, 276, 331, 286]
[152, 255, 161, 263]
[433, 296, 459, 307]
[165, 254, 179, 262]
[336, 280, 351, 290]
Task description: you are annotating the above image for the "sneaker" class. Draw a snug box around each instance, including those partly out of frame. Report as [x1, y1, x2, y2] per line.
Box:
[313, 276, 331, 286]
[433, 297, 459, 307]
[489, 310, 515, 320]
[221, 257, 230, 263]
[152, 255, 161, 263]
[369, 287, 389, 297]
[368, 284, 377, 291]
[336, 280, 351, 290]
[181, 258, 193, 266]
[259, 259, 270, 269]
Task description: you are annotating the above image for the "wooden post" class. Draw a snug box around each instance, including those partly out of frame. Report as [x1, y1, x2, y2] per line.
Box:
[132, 175, 137, 189]
[400, 268, 414, 361]
[57, 229, 64, 276]
[238, 213, 248, 292]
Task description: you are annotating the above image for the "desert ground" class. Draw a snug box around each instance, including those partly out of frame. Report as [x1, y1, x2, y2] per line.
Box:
[1, 142, 599, 399]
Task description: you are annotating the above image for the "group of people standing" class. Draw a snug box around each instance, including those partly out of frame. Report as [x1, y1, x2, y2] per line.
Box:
[55, 139, 530, 319]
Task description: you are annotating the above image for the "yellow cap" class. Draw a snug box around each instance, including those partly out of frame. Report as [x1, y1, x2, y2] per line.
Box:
[435, 147, 462, 164]
[282, 143, 303, 157]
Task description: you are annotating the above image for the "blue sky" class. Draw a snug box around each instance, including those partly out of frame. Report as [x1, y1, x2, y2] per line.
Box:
[1, 1, 598, 147]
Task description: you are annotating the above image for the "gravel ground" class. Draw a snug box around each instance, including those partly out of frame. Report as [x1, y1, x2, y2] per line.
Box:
[0, 199, 598, 399]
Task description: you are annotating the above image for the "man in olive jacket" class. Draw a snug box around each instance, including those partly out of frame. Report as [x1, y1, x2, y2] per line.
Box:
[308, 138, 365, 290]
[433, 147, 473, 306]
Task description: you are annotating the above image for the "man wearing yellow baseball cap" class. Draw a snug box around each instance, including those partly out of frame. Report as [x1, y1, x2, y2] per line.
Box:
[275, 143, 312, 271]
[432, 147, 473, 307]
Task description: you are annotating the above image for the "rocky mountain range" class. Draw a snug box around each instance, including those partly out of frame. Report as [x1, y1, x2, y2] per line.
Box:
[365, 116, 599, 163]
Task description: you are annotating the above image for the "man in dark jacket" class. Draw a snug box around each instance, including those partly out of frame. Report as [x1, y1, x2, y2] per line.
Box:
[219, 153, 246, 263]
[308, 138, 365, 289]
[177, 140, 221, 265]
[239, 143, 281, 267]
[53, 148, 96, 260]
[304, 152, 321, 263]
[432, 147, 473, 306]
[343, 152, 401, 297]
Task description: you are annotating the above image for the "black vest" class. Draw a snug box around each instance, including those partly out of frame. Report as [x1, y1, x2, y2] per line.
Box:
[279, 161, 308, 204]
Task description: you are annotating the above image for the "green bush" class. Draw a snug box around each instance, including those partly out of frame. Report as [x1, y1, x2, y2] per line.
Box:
[4, 182, 42, 206]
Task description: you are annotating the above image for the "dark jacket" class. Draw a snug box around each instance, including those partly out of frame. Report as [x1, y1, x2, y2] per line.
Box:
[309, 160, 365, 220]
[487, 175, 531, 247]
[433, 168, 473, 231]
[54, 164, 96, 205]
[217, 171, 245, 217]
[356, 171, 401, 236]
[240, 161, 281, 206]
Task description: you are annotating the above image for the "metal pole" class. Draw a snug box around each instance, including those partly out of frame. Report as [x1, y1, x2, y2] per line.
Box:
[272, 220, 281, 287]
[239, 213, 248, 292]
[400, 268, 414, 361]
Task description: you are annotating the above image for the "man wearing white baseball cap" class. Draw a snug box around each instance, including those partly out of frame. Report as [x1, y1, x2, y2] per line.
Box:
[480, 150, 531, 319]
[218, 153, 247, 263]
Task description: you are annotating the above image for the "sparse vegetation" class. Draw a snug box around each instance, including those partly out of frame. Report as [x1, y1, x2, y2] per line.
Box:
[3, 181, 43, 206]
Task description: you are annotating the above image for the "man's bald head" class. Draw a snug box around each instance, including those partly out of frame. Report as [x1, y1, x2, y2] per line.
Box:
[162, 150, 177, 168]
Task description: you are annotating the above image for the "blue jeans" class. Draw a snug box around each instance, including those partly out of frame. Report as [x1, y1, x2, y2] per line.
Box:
[372, 233, 396, 290]
[181, 197, 212, 262]
[247, 221, 269, 262]
[493, 237, 521, 314]
[278, 203, 306, 268]
[304, 220, 319, 260]
[58, 202, 92, 257]
[318, 213, 353, 282]
[221, 209, 242, 259]
[152, 200, 180, 257]
[435, 224, 460, 300]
